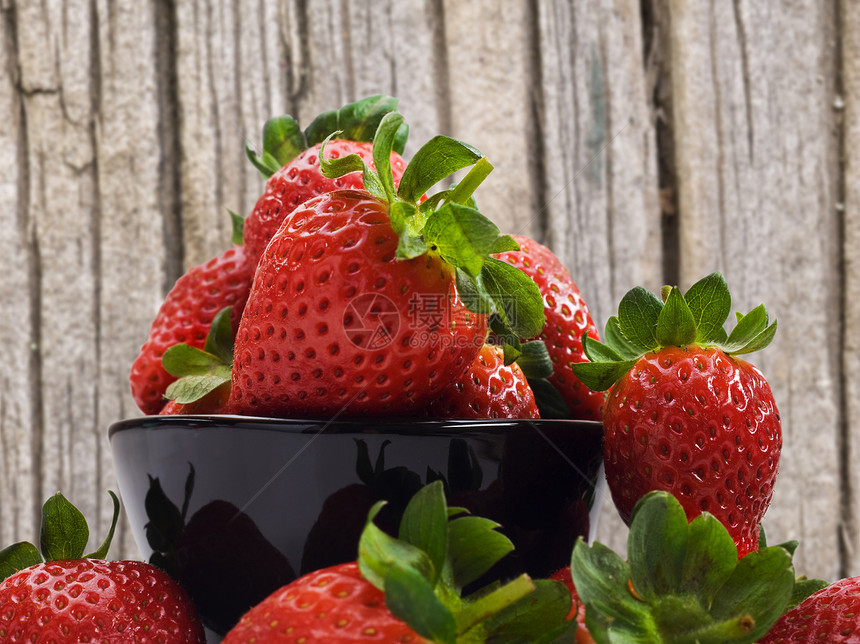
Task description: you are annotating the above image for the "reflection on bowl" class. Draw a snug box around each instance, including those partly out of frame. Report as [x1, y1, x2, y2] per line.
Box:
[109, 416, 605, 638]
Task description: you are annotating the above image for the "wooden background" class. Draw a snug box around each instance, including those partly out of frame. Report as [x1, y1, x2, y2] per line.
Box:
[0, 0, 856, 585]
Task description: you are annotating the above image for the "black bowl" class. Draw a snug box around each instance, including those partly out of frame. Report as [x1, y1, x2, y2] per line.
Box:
[109, 416, 605, 638]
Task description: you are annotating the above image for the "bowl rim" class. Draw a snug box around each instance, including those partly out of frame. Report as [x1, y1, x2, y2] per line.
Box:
[108, 415, 603, 440]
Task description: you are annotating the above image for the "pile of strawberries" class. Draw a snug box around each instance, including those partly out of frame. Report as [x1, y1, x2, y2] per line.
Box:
[128, 96, 603, 425]
[1, 96, 858, 643]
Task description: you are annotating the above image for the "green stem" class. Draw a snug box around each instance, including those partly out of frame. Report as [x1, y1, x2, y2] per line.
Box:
[454, 574, 535, 636]
[449, 157, 494, 205]
[668, 614, 758, 644]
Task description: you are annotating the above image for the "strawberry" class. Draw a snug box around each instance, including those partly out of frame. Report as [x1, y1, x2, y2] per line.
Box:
[243, 94, 409, 268]
[426, 342, 540, 419]
[494, 235, 604, 420]
[223, 481, 575, 643]
[571, 273, 781, 557]
[230, 113, 544, 417]
[0, 492, 204, 643]
[243, 139, 407, 267]
[129, 243, 252, 415]
[570, 490, 822, 644]
[759, 575, 860, 643]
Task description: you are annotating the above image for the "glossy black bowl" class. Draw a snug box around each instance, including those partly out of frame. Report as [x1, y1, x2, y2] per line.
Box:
[109, 416, 605, 638]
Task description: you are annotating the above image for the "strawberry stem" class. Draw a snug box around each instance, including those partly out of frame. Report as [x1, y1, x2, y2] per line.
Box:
[449, 157, 494, 205]
[455, 574, 535, 635]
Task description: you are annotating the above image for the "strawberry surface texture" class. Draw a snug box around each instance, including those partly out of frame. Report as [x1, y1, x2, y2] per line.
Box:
[0, 559, 204, 643]
[129, 245, 252, 415]
[494, 235, 603, 420]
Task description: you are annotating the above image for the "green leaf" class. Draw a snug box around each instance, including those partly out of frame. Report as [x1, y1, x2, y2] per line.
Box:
[165, 372, 231, 404]
[372, 112, 406, 202]
[528, 378, 574, 419]
[604, 316, 645, 360]
[656, 286, 697, 347]
[582, 334, 625, 364]
[398, 481, 449, 585]
[618, 286, 664, 352]
[484, 579, 573, 644]
[788, 577, 828, 609]
[516, 341, 553, 379]
[571, 540, 656, 643]
[707, 547, 795, 641]
[162, 343, 232, 403]
[677, 513, 738, 606]
[385, 564, 458, 644]
[389, 201, 428, 259]
[0, 542, 42, 582]
[204, 306, 235, 365]
[627, 491, 690, 601]
[85, 491, 120, 560]
[455, 269, 494, 315]
[570, 357, 637, 393]
[40, 493, 89, 561]
[722, 304, 769, 351]
[731, 320, 777, 356]
[358, 511, 436, 590]
[684, 273, 731, 344]
[480, 258, 545, 339]
[491, 235, 520, 254]
[228, 209, 244, 246]
[424, 204, 503, 278]
[446, 515, 514, 590]
[304, 94, 408, 154]
[397, 135, 483, 203]
[246, 114, 305, 178]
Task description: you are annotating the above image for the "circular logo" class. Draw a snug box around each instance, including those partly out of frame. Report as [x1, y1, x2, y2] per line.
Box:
[342, 293, 401, 350]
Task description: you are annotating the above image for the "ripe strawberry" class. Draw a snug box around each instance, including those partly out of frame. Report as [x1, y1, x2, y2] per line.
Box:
[0, 492, 204, 643]
[572, 273, 780, 557]
[230, 113, 544, 418]
[426, 343, 540, 418]
[243, 139, 407, 267]
[494, 235, 604, 420]
[223, 562, 426, 643]
[129, 244, 252, 415]
[224, 481, 573, 643]
[243, 94, 409, 268]
[759, 575, 860, 643]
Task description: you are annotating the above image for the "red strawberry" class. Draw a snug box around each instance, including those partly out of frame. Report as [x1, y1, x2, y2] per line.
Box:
[572, 273, 781, 557]
[759, 575, 860, 643]
[548, 566, 596, 644]
[224, 481, 572, 642]
[129, 244, 253, 415]
[426, 343, 539, 418]
[0, 492, 204, 643]
[159, 381, 233, 415]
[494, 235, 604, 420]
[230, 113, 544, 418]
[223, 562, 426, 643]
[243, 139, 407, 267]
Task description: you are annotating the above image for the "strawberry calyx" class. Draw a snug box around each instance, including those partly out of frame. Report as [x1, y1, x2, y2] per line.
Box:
[320, 112, 546, 350]
[571, 272, 778, 392]
[357, 480, 576, 643]
[162, 305, 234, 405]
[0, 491, 121, 581]
[245, 94, 408, 178]
[570, 491, 825, 644]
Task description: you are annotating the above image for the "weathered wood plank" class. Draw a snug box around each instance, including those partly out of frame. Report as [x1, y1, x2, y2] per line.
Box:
[840, 0, 860, 577]
[0, 1, 37, 548]
[669, 0, 842, 581]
